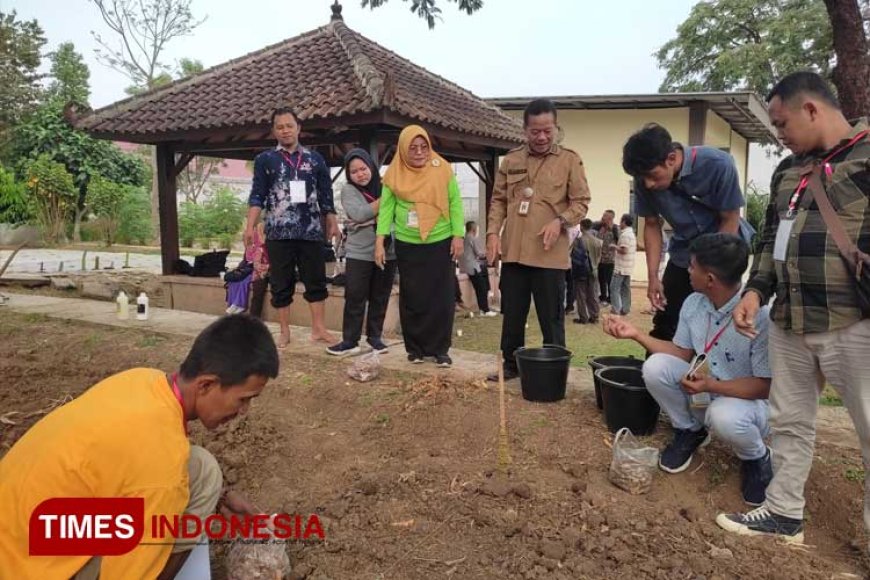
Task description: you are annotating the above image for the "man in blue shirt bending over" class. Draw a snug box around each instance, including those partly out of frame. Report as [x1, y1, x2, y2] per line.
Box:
[622, 124, 748, 342]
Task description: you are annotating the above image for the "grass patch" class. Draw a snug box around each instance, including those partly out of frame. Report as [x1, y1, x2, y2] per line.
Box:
[845, 467, 864, 483]
[451, 306, 649, 366]
[819, 385, 842, 407]
[138, 335, 166, 348]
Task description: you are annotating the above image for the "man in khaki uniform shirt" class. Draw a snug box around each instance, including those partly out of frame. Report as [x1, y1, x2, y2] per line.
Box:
[486, 99, 591, 380]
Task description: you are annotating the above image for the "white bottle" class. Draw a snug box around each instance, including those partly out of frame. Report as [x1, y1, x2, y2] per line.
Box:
[116, 291, 129, 320]
[136, 292, 149, 321]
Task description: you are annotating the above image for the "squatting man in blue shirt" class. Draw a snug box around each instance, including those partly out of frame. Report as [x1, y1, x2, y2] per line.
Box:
[603, 233, 773, 506]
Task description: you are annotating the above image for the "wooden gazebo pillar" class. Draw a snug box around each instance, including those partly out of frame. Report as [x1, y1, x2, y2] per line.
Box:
[156, 144, 180, 275]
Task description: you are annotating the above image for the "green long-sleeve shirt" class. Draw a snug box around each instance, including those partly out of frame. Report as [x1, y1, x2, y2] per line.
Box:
[376, 177, 465, 244]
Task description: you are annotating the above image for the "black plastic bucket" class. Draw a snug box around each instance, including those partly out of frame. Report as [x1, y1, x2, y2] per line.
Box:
[596, 366, 660, 435]
[515, 345, 573, 402]
[588, 356, 643, 410]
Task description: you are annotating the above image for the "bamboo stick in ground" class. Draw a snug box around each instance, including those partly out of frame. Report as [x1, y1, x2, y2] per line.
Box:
[497, 351, 512, 471]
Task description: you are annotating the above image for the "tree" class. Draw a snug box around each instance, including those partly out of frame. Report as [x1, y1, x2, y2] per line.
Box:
[656, 0, 833, 95]
[0, 12, 46, 143]
[47, 42, 90, 106]
[0, 163, 31, 225]
[178, 156, 226, 205]
[658, 0, 869, 117]
[823, 0, 870, 118]
[361, 0, 483, 28]
[88, 174, 130, 246]
[25, 155, 77, 244]
[8, 100, 148, 241]
[88, 0, 205, 241]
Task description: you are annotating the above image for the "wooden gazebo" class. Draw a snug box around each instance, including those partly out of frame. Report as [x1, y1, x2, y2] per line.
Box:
[74, 2, 524, 275]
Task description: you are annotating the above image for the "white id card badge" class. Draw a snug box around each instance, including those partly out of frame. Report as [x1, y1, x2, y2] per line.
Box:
[407, 210, 419, 228]
[773, 218, 795, 262]
[518, 200, 531, 216]
[289, 180, 307, 204]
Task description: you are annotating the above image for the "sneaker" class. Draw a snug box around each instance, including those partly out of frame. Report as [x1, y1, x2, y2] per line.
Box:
[483, 310, 498, 317]
[715, 506, 804, 543]
[659, 427, 710, 473]
[741, 449, 773, 506]
[408, 354, 424, 364]
[326, 341, 361, 357]
[367, 337, 389, 353]
[573, 318, 587, 324]
[435, 355, 452, 368]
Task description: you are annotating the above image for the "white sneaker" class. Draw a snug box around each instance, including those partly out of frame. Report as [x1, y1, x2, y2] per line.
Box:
[483, 310, 498, 317]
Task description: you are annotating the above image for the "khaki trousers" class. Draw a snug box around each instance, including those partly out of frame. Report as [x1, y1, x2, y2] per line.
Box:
[74, 445, 223, 579]
[765, 319, 870, 535]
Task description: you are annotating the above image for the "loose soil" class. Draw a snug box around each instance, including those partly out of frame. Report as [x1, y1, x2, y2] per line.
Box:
[0, 311, 866, 580]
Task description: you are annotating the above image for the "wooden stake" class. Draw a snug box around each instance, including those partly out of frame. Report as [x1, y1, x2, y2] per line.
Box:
[497, 351, 512, 471]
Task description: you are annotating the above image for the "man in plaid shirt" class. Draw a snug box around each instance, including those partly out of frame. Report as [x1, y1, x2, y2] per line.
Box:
[717, 72, 870, 545]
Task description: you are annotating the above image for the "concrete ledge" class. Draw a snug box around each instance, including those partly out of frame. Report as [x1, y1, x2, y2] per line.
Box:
[162, 275, 401, 336]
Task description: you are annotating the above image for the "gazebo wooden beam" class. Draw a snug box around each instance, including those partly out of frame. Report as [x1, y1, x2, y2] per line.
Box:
[156, 144, 180, 275]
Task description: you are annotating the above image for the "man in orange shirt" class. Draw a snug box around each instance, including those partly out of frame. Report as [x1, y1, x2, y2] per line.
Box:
[0, 315, 279, 579]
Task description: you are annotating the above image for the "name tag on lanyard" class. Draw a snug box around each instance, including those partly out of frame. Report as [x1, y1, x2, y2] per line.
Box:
[407, 209, 419, 228]
[773, 217, 794, 262]
[289, 181, 307, 204]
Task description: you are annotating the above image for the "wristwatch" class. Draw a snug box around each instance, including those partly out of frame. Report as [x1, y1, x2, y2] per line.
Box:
[557, 216, 569, 229]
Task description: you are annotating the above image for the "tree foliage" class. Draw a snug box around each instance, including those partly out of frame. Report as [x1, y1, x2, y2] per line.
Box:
[361, 0, 483, 28]
[25, 155, 77, 244]
[656, 0, 834, 95]
[88, 174, 134, 246]
[0, 163, 31, 224]
[47, 42, 91, 106]
[0, 12, 46, 142]
[178, 187, 245, 247]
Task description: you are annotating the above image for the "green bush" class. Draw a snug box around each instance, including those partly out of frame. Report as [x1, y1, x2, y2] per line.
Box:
[115, 186, 151, 245]
[745, 183, 769, 254]
[179, 187, 245, 248]
[25, 154, 77, 244]
[0, 164, 32, 224]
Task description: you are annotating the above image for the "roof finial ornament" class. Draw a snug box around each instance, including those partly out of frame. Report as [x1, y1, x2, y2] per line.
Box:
[331, 0, 343, 21]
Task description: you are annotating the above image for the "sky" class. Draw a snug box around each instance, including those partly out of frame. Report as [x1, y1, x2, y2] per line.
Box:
[4, 0, 778, 186]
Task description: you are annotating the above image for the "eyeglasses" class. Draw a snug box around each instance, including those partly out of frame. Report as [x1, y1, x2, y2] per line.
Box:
[408, 143, 430, 154]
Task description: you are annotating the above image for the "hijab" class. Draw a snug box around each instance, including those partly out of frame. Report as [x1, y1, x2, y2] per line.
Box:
[343, 148, 381, 200]
[382, 125, 454, 241]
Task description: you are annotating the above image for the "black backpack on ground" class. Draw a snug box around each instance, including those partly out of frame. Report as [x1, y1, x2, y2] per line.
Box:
[192, 250, 229, 277]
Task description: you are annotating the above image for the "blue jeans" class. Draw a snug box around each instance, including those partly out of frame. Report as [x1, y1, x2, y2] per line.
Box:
[610, 273, 631, 315]
[642, 353, 769, 461]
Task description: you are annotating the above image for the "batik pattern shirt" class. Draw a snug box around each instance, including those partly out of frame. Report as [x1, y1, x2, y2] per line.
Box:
[248, 146, 336, 241]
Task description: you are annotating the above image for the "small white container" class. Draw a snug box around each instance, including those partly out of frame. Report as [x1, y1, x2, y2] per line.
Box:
[457, 329, 463, 337]
[136, 292, 150, 321]
[115, 291, 129, 320]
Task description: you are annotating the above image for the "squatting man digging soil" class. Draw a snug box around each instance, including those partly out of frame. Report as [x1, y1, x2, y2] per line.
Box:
[0, 315, 279, 578]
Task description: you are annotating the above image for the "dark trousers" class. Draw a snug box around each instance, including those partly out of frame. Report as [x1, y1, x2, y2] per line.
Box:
[396, 239, 454, 357]
[499, 263, 566, 372]
[598, 262, 614, 302]
[650, 262, 693, 342]
[469, 270, 491, 312]
[265, 239, 328, 308]
[249, 277, 269, 319]
[342, 258, 397, 345]
[574, 275, 599, 323]
[565, 269, 575, 310]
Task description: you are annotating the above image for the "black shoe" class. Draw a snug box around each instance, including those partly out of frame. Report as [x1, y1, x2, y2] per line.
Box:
[659, 427, 710, 473]
[573, 318, 587, 324]
[715, 506, 804, 543]
[367, 337, 389, 353]
[565, 306, 574, 313]
[408, 354, 424, 364]
[487, 367, 519, 382]
[435, 354, 452, 368]
[326, 341, 361, 357]
[741, 449, 773, 506]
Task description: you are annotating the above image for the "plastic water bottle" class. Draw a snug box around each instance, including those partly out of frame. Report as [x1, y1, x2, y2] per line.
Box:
[136, 292, 149, 321]
[116, 291, 129, 320]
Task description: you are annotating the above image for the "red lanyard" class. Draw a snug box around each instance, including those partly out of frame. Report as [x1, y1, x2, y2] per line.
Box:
[170, 373, 188, 436]
[787, 130, 869, 217]
[360, 189, 376, 203]
[704, 315, 733, 354]
[279, 149, 303, 174]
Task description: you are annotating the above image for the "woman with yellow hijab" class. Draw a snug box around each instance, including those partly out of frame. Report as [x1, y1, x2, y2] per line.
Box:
[375, 125, 465, 367]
